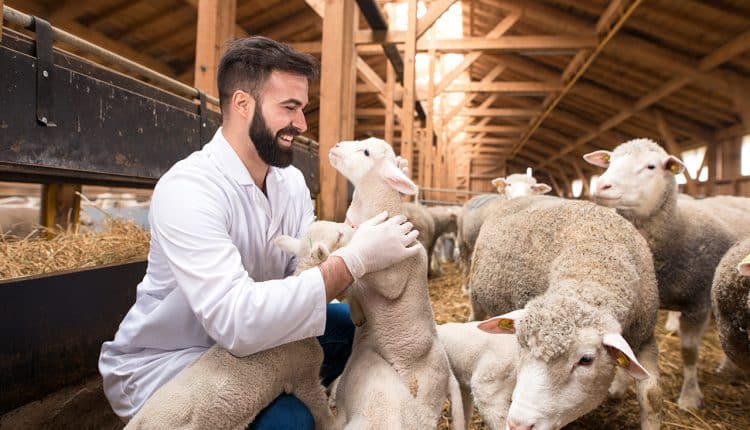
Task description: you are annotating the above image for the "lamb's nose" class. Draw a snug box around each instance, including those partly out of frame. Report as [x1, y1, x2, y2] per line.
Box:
[597, 182, 612, 193]
[508, 419, 535, 430]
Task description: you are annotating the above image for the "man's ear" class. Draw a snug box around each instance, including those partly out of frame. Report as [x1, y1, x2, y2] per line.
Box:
[231, 90, 256, 121]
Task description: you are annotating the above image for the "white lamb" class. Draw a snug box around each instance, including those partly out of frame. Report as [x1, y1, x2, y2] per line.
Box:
[124, 221, 353, 430]
[329, 137, 464, 429]
[584, 138, 750, 409]
[437, 322, 520, 430]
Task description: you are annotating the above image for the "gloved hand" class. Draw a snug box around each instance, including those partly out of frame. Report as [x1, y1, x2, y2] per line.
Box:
[332, 211, 420, 279]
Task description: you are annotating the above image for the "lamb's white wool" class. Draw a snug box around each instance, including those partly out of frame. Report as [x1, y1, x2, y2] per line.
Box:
[329, 137, 464, 430]
[491, 173, 551, 199]
[125, 221, 349, 430]
[584, 138, 750, 409]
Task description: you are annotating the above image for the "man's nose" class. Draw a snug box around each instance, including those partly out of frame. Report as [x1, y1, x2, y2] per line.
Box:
[293, 110, 307, 133]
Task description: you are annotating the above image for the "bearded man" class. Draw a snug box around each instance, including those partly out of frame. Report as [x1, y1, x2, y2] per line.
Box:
[99, 37, 418, 429]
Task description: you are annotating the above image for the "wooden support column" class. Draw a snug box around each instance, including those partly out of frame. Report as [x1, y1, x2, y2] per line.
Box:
[424, 44, 437, 203]
[655, 110, 697, 195]
[1, 0, 5, 42]
[401, 0, 418, 180]
[319, 0, 357, 221]
[41, 184, 82, 234]
[194, 0, 237, 98]
[384, 61, 396, 144]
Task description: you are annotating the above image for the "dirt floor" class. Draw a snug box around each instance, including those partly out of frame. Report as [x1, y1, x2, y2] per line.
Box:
[430, 262, 750, 430]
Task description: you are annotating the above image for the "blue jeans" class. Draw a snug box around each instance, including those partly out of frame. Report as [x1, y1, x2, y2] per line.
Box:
[248, 303, 354, 430]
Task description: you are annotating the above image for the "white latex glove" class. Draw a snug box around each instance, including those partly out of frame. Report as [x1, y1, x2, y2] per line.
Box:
[332, 211, 420, 279]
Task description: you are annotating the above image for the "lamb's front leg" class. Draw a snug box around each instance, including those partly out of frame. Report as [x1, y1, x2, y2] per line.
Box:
[677, 309, 709, 409]
[635, 335, 662, 430]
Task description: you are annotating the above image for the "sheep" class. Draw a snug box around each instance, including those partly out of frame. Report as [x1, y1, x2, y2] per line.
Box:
[124, 220, 353, 430]
[468, 196, 661, 430]
[426, 205, 460, 276]
[711, 238, 750, 373]
[437, 322, 520, 430]
[328, 137, 464, 430]
[584, 138, 750, 409]
[401, 202, 437, 277]
[456, 174, 551, 294]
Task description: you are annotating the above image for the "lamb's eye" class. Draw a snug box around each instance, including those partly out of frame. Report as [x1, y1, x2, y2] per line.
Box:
[647, 164, 656, 170]
[578, 355, 595, 366]
[364, 149, 370, 157]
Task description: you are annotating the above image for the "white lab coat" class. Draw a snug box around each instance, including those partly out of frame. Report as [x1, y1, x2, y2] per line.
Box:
[99, 128, 326, 420]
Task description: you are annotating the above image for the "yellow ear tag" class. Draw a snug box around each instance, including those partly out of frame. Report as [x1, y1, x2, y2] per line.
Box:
[669, 162, 680, 174]
[498, 319, 514, 331]
[602, 154, 610, 162]
[615, 351, 630, 368]
[742, 254, 750, 264]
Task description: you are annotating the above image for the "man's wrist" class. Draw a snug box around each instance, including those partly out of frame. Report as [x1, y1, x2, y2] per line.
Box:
[319, 255, 354, 302]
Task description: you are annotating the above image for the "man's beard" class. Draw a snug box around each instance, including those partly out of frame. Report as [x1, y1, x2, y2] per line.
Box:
[249, 103, 297, 168]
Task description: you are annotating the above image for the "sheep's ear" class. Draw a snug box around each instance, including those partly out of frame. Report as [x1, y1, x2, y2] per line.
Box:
[377, 159, 418, 195]
[311, 242, 331, 262]
[477, 309, 527, 334]
[274, 235, 306, 257]
[491, 177, 507, 194]
[662, 155, 686, 175]
[583, 150, 612, 168]
[531, 183, 552, 195]
[603, 333, 650, 381]
[738, 254, 750, 277]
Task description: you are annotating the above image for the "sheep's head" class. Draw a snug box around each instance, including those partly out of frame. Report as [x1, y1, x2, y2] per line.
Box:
[478, 294, 649, 430]
[583, 138, 685, 219]
[328, 137, 418, 195]
[275, 221, 354, 271]
[492, 173, 552, 199]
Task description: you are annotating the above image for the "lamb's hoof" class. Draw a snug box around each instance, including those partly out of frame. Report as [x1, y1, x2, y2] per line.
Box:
[677, 392, 704, 410]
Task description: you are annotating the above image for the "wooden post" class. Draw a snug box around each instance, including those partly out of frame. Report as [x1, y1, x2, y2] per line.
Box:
[384, 62, 395, 144]
[1, 0, 5, 42]
[401, 0, 418, 179]
[655, 110, 697, 195]
[41, 183, 82, 234]
[424, 45, 437, 204]
[194, 0, 236, 99]
[319, 0, 357, 221]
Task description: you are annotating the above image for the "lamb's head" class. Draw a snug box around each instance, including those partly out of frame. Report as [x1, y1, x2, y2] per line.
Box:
[739, 254, 750, 277]
[583, 138, 685, 219]
[491, 173, 551, 199]
[275, 221, 354, 271]
[478, 294, 649, 430]
[328, 137, 417, 195]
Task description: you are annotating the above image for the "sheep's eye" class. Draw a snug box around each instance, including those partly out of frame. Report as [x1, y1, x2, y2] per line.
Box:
[364, 149, 370, 157]
[646, 164, 656, 170]
[577, 355, 595, 366]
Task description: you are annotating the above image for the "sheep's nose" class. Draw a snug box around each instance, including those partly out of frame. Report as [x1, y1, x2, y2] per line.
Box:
[596, 182, 612, 194]
[508, 419, 534, 430]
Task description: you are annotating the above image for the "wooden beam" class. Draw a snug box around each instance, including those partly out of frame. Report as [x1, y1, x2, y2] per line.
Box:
[655, 111, 697, 195]
[535, 27, 750, 168]
[463, 125, 526, 134]
[401, 0, 418, 180]
[185, 0, 247, 37]
[193, 0, 236, 98]
[458, 108, 540, 117]
[434, 11, 519, 95]
[416, 0, 457, 39]
[41, 183, 81, 234]
[385, 61, 396, 143]
[416, 35, 596, 52]
[444, 81, 563, 94]
[356, 57, 385, 94]
[1, 0, 4, 41]
[318, 0, 356, 221]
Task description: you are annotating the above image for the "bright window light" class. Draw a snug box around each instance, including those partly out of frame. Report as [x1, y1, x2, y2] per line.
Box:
[676, 173, 687, 184]
[698, 166, 708, 182]
[571, 179, 583, 198]
[680, 146, 706, 180]
[589, 175, 599, 195]
[526, 167, 533, 177]
[742, 135, 750, 176]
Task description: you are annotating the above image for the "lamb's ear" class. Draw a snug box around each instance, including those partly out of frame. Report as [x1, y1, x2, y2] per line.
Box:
[531, 183, 552, 195]
[477, 309, 527, 334]
[311, 242, 331, 262]
[274, 235, 306, 257]
[663, 155, 686, 175]
[377, 159, 418, 195]
[583, 150, 612, 168]
[603, 333, 650, 380]
[491, 177, 507, 194]
[738, 254, 750, 277]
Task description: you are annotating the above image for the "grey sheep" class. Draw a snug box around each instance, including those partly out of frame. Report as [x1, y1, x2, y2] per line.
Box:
[712, 238, 750, 372]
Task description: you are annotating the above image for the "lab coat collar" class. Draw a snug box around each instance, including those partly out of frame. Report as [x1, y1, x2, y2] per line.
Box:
[208, 128, 289, 188]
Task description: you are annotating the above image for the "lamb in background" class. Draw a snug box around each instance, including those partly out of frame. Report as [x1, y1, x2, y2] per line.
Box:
[584, 138, 750, 409]
[712, 238, 750, 373]
[468, 196, 661, 430]
[124, 221, 353, 430]
[329, 137, 464, 429]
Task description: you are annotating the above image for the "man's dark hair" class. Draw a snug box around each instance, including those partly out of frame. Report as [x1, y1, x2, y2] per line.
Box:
[217, 36, 319, 112]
